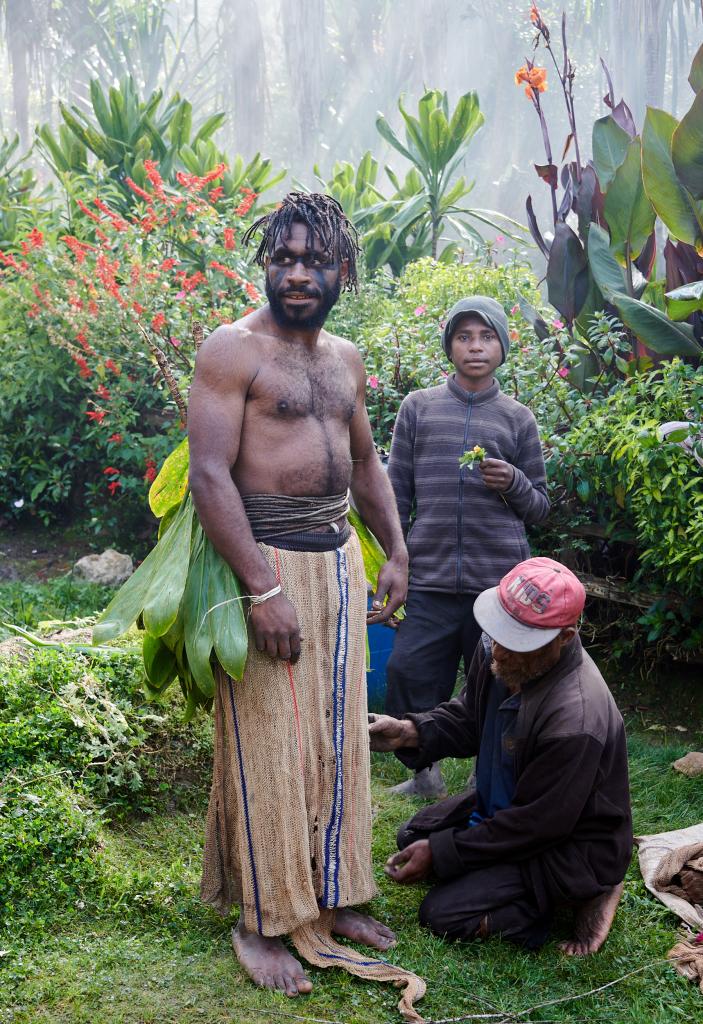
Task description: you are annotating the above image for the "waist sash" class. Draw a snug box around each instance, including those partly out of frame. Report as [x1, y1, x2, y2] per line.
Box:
[242, 491, 350, 548]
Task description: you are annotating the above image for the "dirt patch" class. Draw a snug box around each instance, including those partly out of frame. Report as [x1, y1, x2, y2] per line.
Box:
[0, 523, 100, 582]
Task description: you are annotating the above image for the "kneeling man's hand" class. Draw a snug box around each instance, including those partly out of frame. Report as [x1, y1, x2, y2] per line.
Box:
[368, 714, 419, 752]
[385, 840, 432, 884]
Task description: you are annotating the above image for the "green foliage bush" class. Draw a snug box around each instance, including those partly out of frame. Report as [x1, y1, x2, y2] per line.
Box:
[0, 159, 264, 545]
[331, 254, 565, 449]
[0, 634, 213, 923]
[545, 360, 703, 650]
[0, 768, 101, 922]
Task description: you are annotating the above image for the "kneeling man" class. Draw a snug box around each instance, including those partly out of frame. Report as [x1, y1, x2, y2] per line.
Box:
[370, 557, 632, 955]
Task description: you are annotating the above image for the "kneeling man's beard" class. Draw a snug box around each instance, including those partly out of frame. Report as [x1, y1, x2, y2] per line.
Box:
[265, 275, 342, 330]
[491, 637, 563, 691]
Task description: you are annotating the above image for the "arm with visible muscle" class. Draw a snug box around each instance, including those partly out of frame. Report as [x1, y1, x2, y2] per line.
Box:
[345, 344, 408, 623]
[188, 325, 301, 662]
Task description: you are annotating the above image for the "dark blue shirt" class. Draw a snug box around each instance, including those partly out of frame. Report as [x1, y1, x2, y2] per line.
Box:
[469, 676, 521, 826]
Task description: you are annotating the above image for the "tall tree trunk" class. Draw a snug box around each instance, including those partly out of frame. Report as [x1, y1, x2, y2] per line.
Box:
[4, 0, 32, 149]
[280, 0, 326, 158]
[643, 0, 669, 110]
[217, 0, 267, 159]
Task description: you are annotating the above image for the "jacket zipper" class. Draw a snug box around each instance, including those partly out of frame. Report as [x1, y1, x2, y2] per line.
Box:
[456, 394, 474, 591]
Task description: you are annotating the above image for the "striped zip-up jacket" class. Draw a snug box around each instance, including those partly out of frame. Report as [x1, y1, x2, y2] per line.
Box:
[388, 375, 549, 595]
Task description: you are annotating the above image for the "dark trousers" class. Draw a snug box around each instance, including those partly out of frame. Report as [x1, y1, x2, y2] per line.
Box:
[398, 794, 552, 950]
[385, 589, 482, 718]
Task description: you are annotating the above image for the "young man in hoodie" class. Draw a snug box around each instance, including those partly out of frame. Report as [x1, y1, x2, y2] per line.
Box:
[385, 296, 549, 797]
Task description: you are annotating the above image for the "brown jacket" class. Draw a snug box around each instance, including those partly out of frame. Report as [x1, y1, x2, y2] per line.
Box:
[399, 636, 633, 907]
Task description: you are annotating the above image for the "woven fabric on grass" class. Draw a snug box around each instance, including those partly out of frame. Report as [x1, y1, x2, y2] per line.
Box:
[637, 822, 703, 993]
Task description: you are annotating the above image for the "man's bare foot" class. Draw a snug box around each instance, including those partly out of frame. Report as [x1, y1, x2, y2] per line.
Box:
[333, 909, 397, 951]
[389, 763, 447, 799]
[558, 882, 624, 956]
[232, 921, 313, 996]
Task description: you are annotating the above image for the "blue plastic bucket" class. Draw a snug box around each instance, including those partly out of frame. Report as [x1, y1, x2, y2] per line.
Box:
[366, 603, 396, 712]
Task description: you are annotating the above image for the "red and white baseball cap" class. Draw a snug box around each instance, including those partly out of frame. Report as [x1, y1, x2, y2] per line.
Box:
[473, 557, 586, 652]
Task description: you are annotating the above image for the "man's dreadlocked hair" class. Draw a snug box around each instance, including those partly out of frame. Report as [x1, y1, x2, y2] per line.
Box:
[242, 192, 360, 293]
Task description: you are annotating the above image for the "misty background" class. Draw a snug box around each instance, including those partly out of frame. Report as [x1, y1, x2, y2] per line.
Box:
[1, 0, 703, 227]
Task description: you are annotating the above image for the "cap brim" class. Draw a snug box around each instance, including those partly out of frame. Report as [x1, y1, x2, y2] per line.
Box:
[473, 587, 561, 652]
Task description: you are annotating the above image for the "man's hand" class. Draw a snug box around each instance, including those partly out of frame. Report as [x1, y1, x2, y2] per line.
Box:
[368, 713, 419, 752]
[366, 557, 408, 625]
[385, 840, 432, 884]
[479, 458, 515, 493]
[250, 592, 302, 663]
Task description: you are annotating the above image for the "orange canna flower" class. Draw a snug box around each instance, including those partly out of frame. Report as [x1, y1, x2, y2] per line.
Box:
[530, 3, 541, 25]
[514, 64, 547, 100]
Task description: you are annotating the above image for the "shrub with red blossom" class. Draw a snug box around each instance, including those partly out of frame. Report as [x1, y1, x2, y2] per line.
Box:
[0, 162, 264, 537]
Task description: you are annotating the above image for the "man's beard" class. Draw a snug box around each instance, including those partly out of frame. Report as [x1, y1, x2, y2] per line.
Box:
[265, 275, 342, 330]
[490, 636, 563, 692]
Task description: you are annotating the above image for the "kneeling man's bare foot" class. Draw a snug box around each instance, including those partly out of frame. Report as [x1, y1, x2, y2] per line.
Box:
[559, 882, 624, 957]
[333, 908, 397, 951]
[232, 921, 313, 996]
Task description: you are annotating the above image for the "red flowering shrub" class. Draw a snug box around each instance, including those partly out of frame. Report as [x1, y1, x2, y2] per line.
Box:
[0, 163, 264, 540]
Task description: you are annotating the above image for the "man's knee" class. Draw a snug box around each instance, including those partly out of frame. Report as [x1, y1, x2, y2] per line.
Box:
[396, 822, 423, 851]
[418, 887, 482, 941]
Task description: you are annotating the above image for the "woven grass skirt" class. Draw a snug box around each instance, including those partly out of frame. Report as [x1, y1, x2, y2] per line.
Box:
[200, 531, 426, 1020]
[201, 531, 377, 933]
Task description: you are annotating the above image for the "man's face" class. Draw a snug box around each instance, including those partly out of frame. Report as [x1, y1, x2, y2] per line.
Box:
[449, 314, 503, 382]
[265, 220, 346, 330]
[490, 634, 563, 691]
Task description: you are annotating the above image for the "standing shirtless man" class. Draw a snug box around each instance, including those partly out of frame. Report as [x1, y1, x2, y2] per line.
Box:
[188, 194, 410, 999]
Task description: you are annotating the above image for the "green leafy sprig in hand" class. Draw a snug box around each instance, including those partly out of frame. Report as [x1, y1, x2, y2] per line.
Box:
[459, 445, 486, 471]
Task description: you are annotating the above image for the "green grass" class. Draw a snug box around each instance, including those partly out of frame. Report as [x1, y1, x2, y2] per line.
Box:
[0, 575, 115, 640]
[2, 732, 703, 1024]
[2, 575, 702, 1023]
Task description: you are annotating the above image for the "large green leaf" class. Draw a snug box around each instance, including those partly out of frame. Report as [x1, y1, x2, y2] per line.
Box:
[93, 529, 172, 644]
[612, 293, 703, 357]
[89, 79, 115, 138]
[182, 528, 216, 698]
[206, 540, 248, 681]
[672, 90, 703, 200]
[517, 294, 551, 342]
[193, 112, 227, 145]
[142, 498, 194, 637]
[405, 93, 434, 167]
[665, 280, 703, 321]
[375, 113, 415, 166]
[587, 223, 628, 299]
[348, 507, 385, 591]
[592, 115, 631, 190]
[347, 507, 404, 618]
[642, 107, 703, 250]
[689, 42, 703, 94]
[149, 437, 189, 518]
[142, 632, 178, 693]
[604, 138, 655, 264]
[546, 222, 589, 323]
[428, 107, 450, 171]
[447, 92, 483, 158]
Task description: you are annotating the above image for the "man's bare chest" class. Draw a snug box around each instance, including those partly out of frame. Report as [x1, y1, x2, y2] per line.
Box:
[248, 352, 356, 425]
